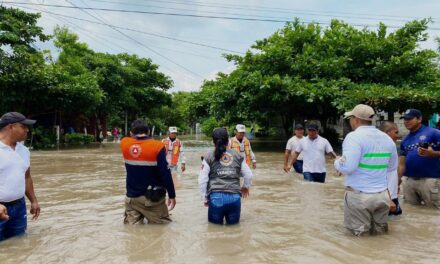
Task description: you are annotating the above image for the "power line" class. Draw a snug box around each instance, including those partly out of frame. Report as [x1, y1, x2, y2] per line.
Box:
[62, 0, 205, 79]
[3, 1, 439, 31]
[4, 3, 244, 54]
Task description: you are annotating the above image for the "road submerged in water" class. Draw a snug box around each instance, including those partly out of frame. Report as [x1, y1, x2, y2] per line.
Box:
[1, 139, 439, 263]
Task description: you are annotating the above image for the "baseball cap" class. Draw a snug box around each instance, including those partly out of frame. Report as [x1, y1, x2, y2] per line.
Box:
[294, 124, 304, 130]
[0, 112, 36, 128]
[307, 123, 319, 130]
[169, 126, 178, 133]
[236, 124, 246, 133]
[401, 109, 422, 120]
[213, 127, 229, 140]
[344, 104, 375, 121]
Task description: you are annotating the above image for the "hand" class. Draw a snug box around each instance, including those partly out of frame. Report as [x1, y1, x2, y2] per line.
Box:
[0, 204, 9, 221]
[204, 200, 209, 207]
[240, 187, 250, 198]
[30, 201, 40, 220]
[252, 162, 257, 170]
[167, 198, 176, 211]
[418, 147, 436, 157]
[389, 201, 397, 213]
[181, 164, 186, 172]
[283, 165, 291, 173]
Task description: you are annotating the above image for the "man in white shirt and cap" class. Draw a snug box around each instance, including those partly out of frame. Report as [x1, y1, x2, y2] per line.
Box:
[229, 124, 257, 169]
[334, 104, 398, 236]
[0, 112, 40, 241]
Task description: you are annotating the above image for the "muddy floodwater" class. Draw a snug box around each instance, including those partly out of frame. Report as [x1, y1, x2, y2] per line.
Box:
[1, 139, 439, 264]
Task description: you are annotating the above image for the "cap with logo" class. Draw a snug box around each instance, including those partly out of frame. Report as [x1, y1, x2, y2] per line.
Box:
[344, 104, 375, 121]
[168, 126, 178, 133]
[401, 109, 422, 120]
[236, 124, 246, 133]
[0, 112, 36, 128]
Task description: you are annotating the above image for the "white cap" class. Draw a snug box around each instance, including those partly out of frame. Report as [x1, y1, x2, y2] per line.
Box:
[344, 104, 375, 121]
[168, 126, 178, 133]
[236, 124, 246, 133]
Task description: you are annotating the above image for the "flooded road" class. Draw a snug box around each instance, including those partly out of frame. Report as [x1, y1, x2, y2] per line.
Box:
[1, 139, 439, 263]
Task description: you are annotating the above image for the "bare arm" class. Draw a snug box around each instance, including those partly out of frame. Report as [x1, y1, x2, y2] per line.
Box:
[397, 156, 406, 185]
[290, 151, 300, 167]
[25, 168, 40, 220]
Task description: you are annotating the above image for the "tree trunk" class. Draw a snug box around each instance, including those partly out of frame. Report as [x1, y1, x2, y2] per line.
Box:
[100, 115, 108, 139]
[387, 111, 394, 122]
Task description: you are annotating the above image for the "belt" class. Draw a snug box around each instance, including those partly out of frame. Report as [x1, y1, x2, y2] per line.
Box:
[0, 197, 24, 206]
[345, 187, 385, 194]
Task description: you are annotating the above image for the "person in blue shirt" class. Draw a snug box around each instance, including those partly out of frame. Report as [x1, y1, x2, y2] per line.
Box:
[399, 109, 440, 209]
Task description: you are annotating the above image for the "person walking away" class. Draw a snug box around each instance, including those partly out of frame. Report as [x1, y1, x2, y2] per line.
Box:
[379, 121, 402, 215]
[335, 104, 398, 236]
[290, 123, 337, 183]
[284, 124, 305, 174]
[0, 112, 40, 241]
[228, 124, 256, 169]
[199, 128, 252, 225]
[399, 109, 440, 209]
[120, 119, 176, 224]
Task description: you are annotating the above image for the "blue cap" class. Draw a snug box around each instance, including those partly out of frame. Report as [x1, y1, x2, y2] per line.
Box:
[295, 124, 304, 130]
[307, 123, 319, 130]
[401, 109, 422, 119]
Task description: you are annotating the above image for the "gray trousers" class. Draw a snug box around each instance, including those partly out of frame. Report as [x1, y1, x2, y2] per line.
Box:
[403, 177, 440, 209]
[344, 189, 390, 236]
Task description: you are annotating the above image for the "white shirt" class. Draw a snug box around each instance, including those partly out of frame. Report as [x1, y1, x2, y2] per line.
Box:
[334, 126, 398, 193]
[286, 136, 303, 160]
[0, 141, 30, 202]
[387, 151, 399, 199]
[295, 135, 334, 173]
[198, 159, 253, 201]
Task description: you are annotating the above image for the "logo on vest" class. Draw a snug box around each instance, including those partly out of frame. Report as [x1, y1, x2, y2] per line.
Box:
[220, 152, 233, 166]
[419, 135, 427, 141]
[129, 144, 142, 158]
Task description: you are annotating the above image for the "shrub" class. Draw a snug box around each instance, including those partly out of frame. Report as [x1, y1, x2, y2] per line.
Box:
[64, 133, 95, 145]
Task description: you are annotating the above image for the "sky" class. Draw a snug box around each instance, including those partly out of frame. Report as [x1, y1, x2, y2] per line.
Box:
[3, 0, 440, 92]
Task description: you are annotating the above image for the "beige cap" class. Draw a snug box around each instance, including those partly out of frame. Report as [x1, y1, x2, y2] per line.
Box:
[168, 126, 178, 133]
[344, 104, 375, 121]
[236, 124, 246, 132]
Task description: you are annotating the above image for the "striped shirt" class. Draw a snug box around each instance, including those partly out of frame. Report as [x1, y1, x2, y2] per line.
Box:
[334, 126, 398, 193]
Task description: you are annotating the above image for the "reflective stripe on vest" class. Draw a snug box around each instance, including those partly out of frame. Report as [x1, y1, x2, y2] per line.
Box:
[230, 137, 251, 166]
[358, 152, 391, 170]
[162, 138, 181, 166]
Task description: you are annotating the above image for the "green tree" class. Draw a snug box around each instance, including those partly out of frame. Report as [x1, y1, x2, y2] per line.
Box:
[194, 18, 440, 136]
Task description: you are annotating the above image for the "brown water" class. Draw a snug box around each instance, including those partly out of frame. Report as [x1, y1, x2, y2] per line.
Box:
[1, 140, 439, 264]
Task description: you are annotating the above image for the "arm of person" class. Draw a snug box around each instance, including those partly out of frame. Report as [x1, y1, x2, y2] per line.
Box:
[240, 160, 253, 198]
[0, 204, 9, 221]
[284, 149, 291, 172]
[157, 148, 176, 210]
[180, 142, 186, 172]
[290, 151, 300, 167]
[249, 143, 257, 169]
[334, 135, 361, 175]
[325, 140, 338, 159]
[198, 159, 210, 206]
[25, 168, 40, 220]
[397, 156, 406, 185]
[418, 147, 440, 158]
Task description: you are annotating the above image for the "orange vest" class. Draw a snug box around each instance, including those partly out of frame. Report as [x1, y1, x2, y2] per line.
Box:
[120, 137, 164, 165]
[229, 137, 252, 166]
[162, 138, 181, 166]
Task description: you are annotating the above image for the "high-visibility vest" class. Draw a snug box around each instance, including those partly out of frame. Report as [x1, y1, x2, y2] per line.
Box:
[162, 138, 181, 166]
[120, 137, 163, 166]
[229, 137, 252, 166]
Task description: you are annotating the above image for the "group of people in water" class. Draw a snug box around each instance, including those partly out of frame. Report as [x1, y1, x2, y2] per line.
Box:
[1, 103, 439, 241]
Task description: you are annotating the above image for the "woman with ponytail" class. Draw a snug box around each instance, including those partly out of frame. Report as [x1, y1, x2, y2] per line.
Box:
[198, 127, 253, 224]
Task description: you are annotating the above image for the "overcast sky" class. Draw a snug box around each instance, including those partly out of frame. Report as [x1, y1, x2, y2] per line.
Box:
[3, 0, 440, 92]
